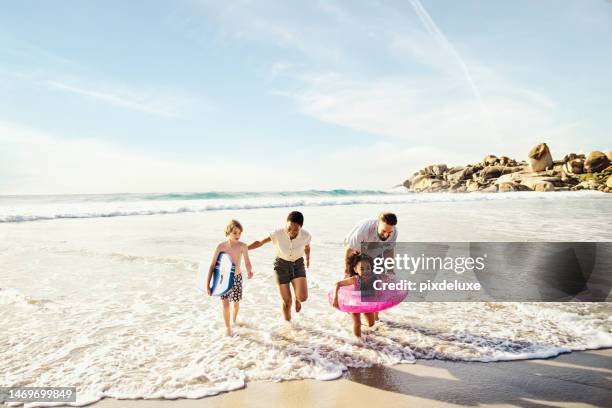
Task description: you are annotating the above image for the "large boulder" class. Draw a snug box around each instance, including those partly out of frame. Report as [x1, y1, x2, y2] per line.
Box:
[480, 166, 504, 180]
[498, 156, 515, 166]
[409, 174, 445, 191]
[447, 167, 474, 183]
[563, 158, 584, 174]
[479, 185, 498, 193]
[432, 164, 448, 176]
[422, 164, 448, 176]
[584, 151, 610, 173]
[606, 151, 612, 162]
[479, 165, 521, 180]
[494, 170, 537, 185]
[447, 166, 465, 174]
[495, 172, 524, 185]
[528, 143, 553, 172]
[482, 155, 498, 166]
[532, 181, 555, 192]
[498, 182, 532, 192]
[520, 176, 560, 191]
[498, 182, 516, 193]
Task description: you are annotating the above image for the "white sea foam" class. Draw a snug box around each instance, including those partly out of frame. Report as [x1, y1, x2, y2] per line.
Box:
[1, 195, 611, 406]
[0, 190, 606, 223]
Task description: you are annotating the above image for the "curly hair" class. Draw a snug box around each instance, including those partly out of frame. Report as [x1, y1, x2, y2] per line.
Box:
[347, 253, 373, 277]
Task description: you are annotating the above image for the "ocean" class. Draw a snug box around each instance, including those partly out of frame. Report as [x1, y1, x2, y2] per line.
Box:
[1, 189, 611, 406]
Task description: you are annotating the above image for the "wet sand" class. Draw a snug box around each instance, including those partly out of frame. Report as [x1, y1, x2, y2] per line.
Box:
[88, 348, 611, 408]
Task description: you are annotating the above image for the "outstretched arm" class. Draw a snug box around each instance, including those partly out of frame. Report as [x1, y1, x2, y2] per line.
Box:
[243, 244, 253, 279]
[333, 276, 356, 308]
[248, 236, 271, 250]
[206, 245, 221, 296]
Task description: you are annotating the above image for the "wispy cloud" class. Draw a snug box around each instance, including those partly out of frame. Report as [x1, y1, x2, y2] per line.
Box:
[198, 0, 596, 166]
[0, 38, 213, 119]
[2, 37, 80, 69]
[44, 79, 188, 118]
[408, 0, 490, 121]
[281, 72, 586, 161]
[191, 0, 349, 62]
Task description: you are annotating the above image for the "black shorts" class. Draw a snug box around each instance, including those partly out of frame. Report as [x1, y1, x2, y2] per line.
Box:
[274, 257, 306, 285]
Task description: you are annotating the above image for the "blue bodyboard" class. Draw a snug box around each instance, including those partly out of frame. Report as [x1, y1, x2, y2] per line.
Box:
[197, 252, 236, 296]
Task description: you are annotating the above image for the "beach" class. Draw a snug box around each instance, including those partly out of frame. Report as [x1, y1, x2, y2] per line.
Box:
[1, 190, 612, 406]
[3, 0, 612, 406]
[90, 348, 612, 408]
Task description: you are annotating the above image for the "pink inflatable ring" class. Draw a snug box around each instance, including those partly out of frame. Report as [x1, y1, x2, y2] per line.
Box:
[328, 282, 408, 313]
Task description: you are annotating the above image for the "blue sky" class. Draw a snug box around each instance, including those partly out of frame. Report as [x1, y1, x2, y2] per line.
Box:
[1, 0, 610, 194]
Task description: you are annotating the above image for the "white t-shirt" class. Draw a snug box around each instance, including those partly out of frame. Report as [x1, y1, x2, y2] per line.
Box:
[270, 228, 312, 262]
[344, 218, 398, 252]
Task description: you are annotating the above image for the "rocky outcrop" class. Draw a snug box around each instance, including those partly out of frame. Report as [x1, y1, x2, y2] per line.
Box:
[402, 143, 612, 193]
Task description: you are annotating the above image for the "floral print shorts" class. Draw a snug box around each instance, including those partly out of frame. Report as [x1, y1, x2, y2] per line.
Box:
[221, 273, 243, 302]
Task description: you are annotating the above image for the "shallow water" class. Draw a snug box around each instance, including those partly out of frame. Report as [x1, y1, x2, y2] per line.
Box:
[1, 192, 611, 406]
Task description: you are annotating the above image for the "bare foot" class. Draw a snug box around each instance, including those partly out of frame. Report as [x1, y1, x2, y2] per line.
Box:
[350, 336, 363, 345]
[295, 299, 301, 313]
[226, 327, 232, 336]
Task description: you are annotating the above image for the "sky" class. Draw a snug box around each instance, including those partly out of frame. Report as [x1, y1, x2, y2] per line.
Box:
[1, 0, 611, 194]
